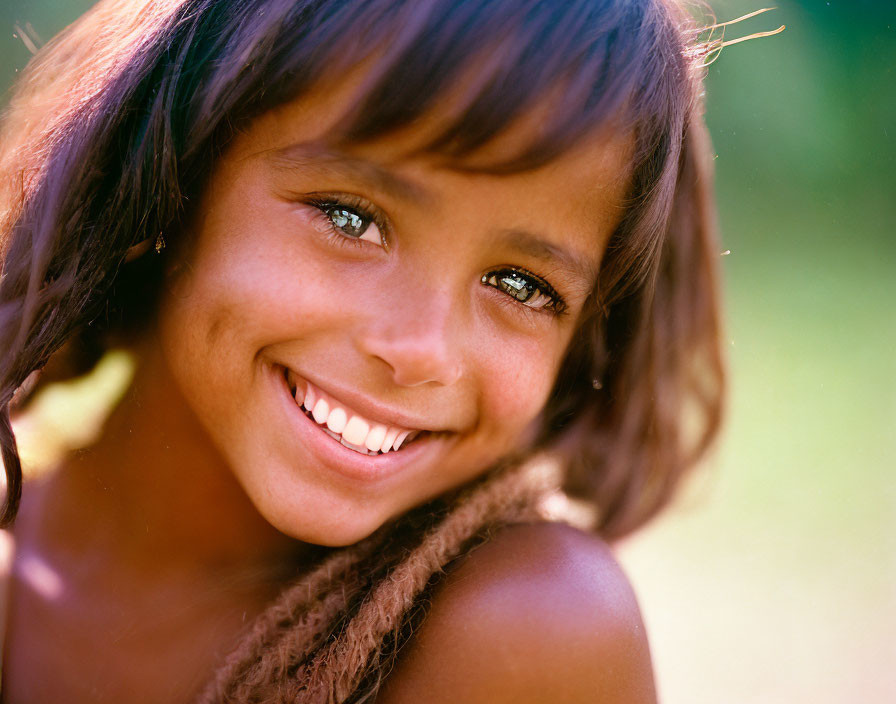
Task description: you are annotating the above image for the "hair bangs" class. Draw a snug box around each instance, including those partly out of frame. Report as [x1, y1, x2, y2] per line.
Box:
[185, 0, 684, 174]
[332, 0, 680, 172]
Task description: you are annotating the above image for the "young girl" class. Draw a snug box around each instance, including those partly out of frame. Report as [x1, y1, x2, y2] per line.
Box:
[0, 0, 725, 701]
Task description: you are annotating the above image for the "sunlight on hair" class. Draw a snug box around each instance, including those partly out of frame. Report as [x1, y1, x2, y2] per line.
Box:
[689, 7, 785, 67]
[0, 0, 189, 235]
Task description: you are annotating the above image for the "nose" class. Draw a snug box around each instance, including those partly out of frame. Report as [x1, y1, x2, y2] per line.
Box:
[357, 284, 464, 388]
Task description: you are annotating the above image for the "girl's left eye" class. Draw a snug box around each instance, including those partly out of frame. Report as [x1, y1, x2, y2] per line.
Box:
[481, 268, 566, 315]
[309, 198, 385, 246]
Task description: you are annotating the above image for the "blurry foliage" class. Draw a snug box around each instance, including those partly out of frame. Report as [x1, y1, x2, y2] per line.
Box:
[707, 1, 895, 250]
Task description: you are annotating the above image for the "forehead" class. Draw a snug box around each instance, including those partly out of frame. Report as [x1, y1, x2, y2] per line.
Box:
[223, 67, 634, 282]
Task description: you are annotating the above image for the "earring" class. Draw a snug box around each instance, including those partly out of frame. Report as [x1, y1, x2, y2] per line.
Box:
[154, 232, 166, 254]
[592, 379, 603, 390]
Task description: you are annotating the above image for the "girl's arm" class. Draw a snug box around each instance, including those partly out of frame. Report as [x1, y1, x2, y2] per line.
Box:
[375, 522, 657, 704]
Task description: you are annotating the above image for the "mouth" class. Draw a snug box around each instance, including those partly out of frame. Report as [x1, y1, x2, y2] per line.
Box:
[282, 368, 427, 457]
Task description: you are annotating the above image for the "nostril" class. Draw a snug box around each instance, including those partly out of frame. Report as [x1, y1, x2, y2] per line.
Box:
[368, 342, 462, 388]
[357, 311, 463, 388]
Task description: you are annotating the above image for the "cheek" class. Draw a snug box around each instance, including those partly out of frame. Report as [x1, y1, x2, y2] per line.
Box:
[163, 217, 345, 356]
[174, 169, 342, 334]
[473, 329, 563, 446]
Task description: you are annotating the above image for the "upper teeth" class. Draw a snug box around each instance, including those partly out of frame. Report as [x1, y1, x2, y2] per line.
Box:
[296, 380, 417, 454]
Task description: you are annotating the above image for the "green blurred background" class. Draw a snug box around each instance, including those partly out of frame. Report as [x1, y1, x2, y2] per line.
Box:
[1, 1, 894, 701]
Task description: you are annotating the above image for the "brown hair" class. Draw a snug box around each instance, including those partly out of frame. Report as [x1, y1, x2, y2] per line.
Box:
[0, 0, 725, 699]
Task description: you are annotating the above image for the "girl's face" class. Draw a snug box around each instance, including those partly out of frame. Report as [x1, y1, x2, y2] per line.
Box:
[156, 81, 632, 546]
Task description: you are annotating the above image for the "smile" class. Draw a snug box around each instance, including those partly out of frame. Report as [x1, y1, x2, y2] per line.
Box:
[284, 370, 423, 457]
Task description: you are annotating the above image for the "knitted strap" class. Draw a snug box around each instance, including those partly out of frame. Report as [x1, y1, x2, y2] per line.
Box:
[198, 458, 562, 704]
[300, 460, 560, 703]
[195, 531, 384, 703]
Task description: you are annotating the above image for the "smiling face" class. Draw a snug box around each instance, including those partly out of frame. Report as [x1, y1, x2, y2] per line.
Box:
[153, 81, 632, 547]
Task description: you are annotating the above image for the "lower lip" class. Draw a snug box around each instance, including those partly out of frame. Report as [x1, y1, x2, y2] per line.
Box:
[268, 364, 437, 485]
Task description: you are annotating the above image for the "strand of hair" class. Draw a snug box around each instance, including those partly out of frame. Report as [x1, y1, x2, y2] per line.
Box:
[693, 7, 779, 33]
[720, 25, 786, 48]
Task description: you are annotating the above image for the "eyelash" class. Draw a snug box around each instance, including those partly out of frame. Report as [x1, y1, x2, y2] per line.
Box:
[305, 194, 389, 248]
[481, 268, 567, 316]
[304, 194, 567, 317]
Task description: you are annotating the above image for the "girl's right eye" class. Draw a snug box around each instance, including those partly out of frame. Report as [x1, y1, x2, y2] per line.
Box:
[307, 196, 385, 247]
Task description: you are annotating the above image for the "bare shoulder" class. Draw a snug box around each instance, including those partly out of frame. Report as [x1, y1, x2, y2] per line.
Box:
[376, 522, 657, 704]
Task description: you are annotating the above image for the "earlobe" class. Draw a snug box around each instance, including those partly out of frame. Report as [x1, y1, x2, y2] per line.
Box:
[124, 232, 168, 263]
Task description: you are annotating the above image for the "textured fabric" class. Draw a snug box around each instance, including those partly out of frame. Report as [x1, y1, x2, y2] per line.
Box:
[197, 460, 565, 703]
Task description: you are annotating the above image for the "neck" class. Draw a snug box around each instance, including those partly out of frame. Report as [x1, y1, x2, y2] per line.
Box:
[34, 339, 309, 579]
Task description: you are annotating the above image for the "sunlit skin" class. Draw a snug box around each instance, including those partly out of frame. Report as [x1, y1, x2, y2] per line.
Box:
[3, 73, 650, 702]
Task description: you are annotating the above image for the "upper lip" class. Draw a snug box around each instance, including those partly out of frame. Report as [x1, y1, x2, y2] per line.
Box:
[282, 366, 445, 433]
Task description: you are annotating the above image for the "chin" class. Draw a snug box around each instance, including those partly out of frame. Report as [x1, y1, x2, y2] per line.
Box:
[281, 519, 388, 549]
[249, 485, 394, 548]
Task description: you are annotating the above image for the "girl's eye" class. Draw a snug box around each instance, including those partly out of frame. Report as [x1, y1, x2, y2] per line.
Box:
[309, 198, 385, 246]
[481, 268, 566, 314]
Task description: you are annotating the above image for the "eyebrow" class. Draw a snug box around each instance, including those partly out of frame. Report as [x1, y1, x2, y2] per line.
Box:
[269, 142, 599, 286]
[268, 142, 433, 205]
[496, 228, 599, 286]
